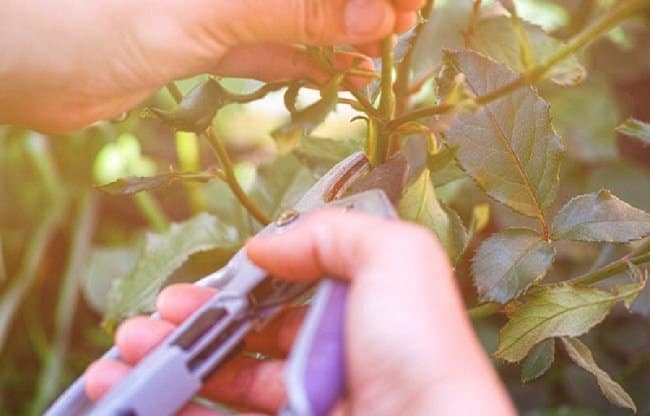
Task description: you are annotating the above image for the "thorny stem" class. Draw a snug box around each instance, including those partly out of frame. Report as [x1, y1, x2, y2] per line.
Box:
[165, 83, 270, 225]
[394, 0, 435, 115]
[387, 0, 649, 130]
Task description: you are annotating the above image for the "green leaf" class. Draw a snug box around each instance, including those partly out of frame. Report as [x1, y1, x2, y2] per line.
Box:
[104, 213, 239, 328]
[83, 247, 139, 314]
[427, 145, 459, 174]
[470, 16, 585, 86]
[473, 228, 555, 303]
[293, 136, 363, 176]
[560, 337, 636, 412]
[521, 338, 555, 382]
[251, 155, 317, 220]
[548, 77, 620, 163]
[97, 169, 224, 195]
[551, 190, 650, 242]
[586, 163, 650, 213]
[442, 50, 563, 218]
[616, 117, 650, 144]
[145, 79, 232, 132]
[495, 282, 643, 362]
[399, 169, 468, 263]
[271, 74, 343, 154]
[411, 0, 474, 78]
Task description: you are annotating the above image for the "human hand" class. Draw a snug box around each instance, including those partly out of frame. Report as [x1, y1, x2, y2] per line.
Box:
[0, 0, 423, 132]
[85, 210, 515, 415]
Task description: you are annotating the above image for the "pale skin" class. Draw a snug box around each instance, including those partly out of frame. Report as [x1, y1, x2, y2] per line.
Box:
[85, 211, 516, 415]
[2, 0, 516, 414]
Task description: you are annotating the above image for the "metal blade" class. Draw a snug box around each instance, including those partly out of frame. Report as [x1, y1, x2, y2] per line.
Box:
[293, 152, 369, 212]
[344, 152, 409, 206]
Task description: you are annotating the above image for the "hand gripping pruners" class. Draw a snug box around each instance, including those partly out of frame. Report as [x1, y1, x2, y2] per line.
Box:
[45, 151, 407, 416]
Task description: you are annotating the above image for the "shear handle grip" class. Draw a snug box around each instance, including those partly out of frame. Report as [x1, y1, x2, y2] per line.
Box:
[283, 279, 347, 416]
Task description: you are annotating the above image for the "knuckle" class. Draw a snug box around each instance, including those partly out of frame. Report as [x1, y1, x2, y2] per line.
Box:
[300, 0, 331, 43]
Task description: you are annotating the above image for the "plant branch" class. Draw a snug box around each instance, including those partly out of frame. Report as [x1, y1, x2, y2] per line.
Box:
[461, 0, 482, 48]
[202, 129, 270, 225]
[387, 0, 649, 130]
[166, 82, 183, 103]
[166, 82, 270, 225]
[569, 250, 650, 286]
[468, 302, 502, 320]
[229, 82, 290, 104]
[373, 36, 396, 165]
[395, 0, 435, 115]
[133, 192, 169, 231]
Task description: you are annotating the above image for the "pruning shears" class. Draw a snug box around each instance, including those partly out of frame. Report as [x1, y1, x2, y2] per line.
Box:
[46, 151, 408, 416]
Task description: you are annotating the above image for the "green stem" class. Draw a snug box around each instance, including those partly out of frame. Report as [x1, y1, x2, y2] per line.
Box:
[379, 36, 396, 120]
[203, 129, 270, 225]
[166, 82, 183, 103]
[0, 237, 6, 286]
[374, 36, 396, 165]
[468, 302, 502, 320]
[29, 192, 97, 415]
[166, 81, 269, 225]
[394, 0, 435, 115]
[569, 251, 650, 286]
[508, 2, 535, 70]
[176, 132, 208, 213]
[133, 192, 169, 232]
[229, 82, 290, 104]
[387, 0, 649, 130]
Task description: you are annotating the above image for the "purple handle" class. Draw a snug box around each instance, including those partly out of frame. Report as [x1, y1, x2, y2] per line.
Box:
[283, 279, 348, 416]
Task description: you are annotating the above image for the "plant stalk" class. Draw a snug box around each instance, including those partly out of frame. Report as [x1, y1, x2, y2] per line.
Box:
[468, 302, 502, 320]
[165, 82, 270, 225]
[202, 129, 270, 225]
[569, 251, 650, 286]
[394, 0, 435, 115]
[166, 82, 183, 103]
[373, 36, 396, 165]
[387, 0, 649, 130]
[133, 192, 169, 232]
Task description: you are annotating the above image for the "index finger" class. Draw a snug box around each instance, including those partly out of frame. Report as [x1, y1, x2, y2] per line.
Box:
[246, 209, 451, 283]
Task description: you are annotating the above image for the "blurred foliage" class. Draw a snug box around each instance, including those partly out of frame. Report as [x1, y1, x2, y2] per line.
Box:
[1, 0, 650, 415]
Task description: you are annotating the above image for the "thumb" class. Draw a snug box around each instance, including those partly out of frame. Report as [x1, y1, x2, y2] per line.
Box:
[210, 0, 396, 46]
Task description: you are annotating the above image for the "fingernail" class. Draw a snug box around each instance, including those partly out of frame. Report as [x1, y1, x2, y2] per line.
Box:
[345, 0, 390, 38]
